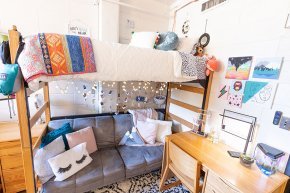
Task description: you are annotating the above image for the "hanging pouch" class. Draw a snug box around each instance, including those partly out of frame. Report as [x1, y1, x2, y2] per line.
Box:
[0, 63, 21, 95]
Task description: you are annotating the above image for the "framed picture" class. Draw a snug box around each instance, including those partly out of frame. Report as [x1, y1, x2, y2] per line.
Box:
[252, 57, 283, 80]
[225, 56, 253, 80]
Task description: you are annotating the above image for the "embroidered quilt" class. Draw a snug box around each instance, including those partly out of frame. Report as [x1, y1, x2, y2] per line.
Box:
[18, 33, 96, 82]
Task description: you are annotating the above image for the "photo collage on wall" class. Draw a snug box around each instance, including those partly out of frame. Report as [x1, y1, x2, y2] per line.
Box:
[218, 56, 283, 109]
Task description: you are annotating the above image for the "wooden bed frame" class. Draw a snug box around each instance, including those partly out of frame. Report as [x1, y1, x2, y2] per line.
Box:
[6, 26, 213, 193]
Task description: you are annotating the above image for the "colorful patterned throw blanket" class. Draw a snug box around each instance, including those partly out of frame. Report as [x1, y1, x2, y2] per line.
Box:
[18, 33, 96, 82]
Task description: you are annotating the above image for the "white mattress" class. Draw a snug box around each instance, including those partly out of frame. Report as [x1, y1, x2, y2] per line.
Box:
[27, 40, 196, 91]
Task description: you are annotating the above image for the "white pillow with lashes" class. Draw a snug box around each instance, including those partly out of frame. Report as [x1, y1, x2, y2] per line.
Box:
[48, 142, 92, 181]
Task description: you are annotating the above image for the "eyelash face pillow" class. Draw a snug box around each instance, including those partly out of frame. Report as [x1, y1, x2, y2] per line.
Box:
[48, 142, 92, 181]
[65, 127, 97, 154]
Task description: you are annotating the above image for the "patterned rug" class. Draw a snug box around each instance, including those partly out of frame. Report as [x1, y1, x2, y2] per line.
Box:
[94, 170, 189, 193]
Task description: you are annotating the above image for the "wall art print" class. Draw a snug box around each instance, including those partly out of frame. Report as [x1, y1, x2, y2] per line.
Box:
[218, 84, 229, 100]
[243, 81, 277, 108]
[252, 57, 283, 80]
[230, 80, 245, 95]
[227, 93, 243, 108]
[225, 56, 253, 80]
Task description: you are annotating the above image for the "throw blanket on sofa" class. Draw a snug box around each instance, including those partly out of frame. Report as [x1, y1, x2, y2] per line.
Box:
[128, 108, 158, 126]
[18, 33, 96, 82]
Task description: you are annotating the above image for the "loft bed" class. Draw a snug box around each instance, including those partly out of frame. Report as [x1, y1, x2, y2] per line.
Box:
[4, 26, 213, 193]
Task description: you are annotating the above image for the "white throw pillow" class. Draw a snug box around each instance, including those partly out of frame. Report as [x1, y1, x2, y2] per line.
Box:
[48, 142, 92, 181]
[34, 136, 66, 183]
[176, 37, 195, 53]
[136, 120, 158, 144]
[146, 118, 172, 143]
[129, 32, 158, 49]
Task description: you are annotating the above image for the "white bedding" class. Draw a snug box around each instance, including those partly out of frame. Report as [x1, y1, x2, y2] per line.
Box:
[26, 40, 196, 91]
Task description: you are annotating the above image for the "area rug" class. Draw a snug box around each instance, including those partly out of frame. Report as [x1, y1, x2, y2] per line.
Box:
[94, 170, 189, 193]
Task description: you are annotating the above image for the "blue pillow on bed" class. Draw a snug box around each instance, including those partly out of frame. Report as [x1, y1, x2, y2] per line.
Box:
[40, 122, 73, 150]
[156, 32, 179, 51]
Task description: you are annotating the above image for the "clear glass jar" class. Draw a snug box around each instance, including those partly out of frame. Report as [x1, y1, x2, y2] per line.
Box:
[254, 143, 284, 176]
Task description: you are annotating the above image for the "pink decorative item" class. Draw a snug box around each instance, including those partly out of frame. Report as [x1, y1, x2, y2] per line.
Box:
[206, 56, 219, 76]
[66, 127, 97, 154]
[136, 121, 158, 144]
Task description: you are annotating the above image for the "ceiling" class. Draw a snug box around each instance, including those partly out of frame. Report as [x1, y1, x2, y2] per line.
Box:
[154, 0, 178, 6]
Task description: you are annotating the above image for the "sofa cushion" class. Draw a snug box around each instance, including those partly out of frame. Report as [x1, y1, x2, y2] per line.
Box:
[113, 114, 133, 145]
[100, 148, 125, 185]
[42, 175, 76, 193]
[75, 151, 103, 193]
[117, 146, 146, 178]
[73, 117, 95, 131]
[142, 145, 163, 166]
[94, 116, 115, 149]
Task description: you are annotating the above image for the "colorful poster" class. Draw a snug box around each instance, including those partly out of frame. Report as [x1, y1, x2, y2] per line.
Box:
[252, 57, 283, 79]
[230, 80, 245, 95]
[225, 56, 253, 80]
[243, 81, 277, 108]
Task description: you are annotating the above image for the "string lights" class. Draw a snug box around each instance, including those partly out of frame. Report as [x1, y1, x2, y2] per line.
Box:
[52, 80, 167, 113]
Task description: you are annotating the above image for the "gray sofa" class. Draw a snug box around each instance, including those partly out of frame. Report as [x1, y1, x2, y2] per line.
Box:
[42, 114, 164, 193]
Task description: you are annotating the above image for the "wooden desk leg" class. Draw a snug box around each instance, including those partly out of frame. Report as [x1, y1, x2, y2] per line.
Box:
[160, 138, 169, 191]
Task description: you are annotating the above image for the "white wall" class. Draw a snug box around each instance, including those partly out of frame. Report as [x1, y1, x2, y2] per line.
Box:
[170, 0, 290, 154]
[119, 0, 170, 43]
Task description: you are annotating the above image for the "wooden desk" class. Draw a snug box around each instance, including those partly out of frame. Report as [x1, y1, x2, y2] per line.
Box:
[0, 122, 46, 193]
[161, 132, 289, 193]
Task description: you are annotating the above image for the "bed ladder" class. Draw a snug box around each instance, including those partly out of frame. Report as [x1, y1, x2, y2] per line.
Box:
[165, 72, 213, 132]
[8, 26, 51, 193]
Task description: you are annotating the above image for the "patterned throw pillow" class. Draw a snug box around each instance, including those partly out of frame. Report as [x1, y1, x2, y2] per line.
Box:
[48, 142, 92, 181]
[40, 122, 73, 150]
[66, 127, 97, 154]
[34, 136, 66, 183]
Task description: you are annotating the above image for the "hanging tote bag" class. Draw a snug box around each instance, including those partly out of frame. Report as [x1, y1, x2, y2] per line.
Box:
[0, 63, 22, 95]
[0, 39, 24, 96]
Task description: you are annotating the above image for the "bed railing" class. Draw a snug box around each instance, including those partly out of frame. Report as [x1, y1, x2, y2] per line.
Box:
[165, 71, 213, 131]
[8, 26, 50, 193]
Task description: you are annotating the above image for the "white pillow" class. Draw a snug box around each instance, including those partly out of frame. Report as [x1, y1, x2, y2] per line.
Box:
[176, 37, 195, 53]
[146, 118, 172, 143]
[48, 142, 92, 181]
[136, 120, 158, 144]
[34, 136, 66, 183]
[129, 32, 158, 49]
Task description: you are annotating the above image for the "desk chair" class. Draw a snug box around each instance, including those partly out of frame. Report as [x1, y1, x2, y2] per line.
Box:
[160, 141, 203, 193]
